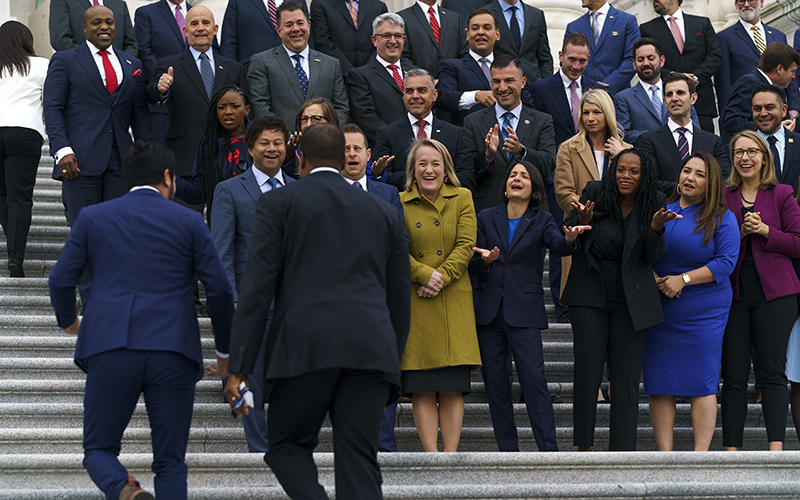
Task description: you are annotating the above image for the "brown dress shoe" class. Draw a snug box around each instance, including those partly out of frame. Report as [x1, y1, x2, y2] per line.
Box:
[118, 476, 154, 500]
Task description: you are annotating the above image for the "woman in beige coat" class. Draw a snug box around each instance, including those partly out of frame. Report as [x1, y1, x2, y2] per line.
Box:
[400, 138, 480, 452]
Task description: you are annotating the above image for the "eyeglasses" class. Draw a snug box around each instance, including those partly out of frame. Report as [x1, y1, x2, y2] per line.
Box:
[375, 33, 405, 41]
[300, 115, 327, 124]
[735, 0, 759, 5]
[733, 148, 764, 158]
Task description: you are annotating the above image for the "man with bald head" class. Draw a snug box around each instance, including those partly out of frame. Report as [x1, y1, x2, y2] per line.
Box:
[147, 6, 249, 180]
[50, 0, 138, 55]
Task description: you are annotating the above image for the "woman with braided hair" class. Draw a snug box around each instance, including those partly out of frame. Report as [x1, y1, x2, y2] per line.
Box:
[562, 148, 678, 451]
[174, 85, 251, 222]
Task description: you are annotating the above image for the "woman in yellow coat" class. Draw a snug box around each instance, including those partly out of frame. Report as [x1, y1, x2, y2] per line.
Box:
[400, 138, 481, 452]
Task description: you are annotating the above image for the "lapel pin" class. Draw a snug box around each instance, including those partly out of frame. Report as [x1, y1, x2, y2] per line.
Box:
[612, 31, 618, 36]
[524, 119, 530, 125]
[790, 138, 794, 143]
[609, 15, 614, 18]
[126, 59, 131, 64]
[314, 58, 321, 62]
[219, 66, 223, 69]
[435, 129, 441, 133]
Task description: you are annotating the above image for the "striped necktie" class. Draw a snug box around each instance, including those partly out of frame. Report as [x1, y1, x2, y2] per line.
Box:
[752, 25, 766, 54]
[199, 52, 213, 101]
[676, 127, 690, 160]
[348, 0, 358, 28]
[650, 85, 667, 120]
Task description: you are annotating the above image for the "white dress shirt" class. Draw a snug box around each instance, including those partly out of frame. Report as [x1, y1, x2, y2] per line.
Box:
[189, 45, 215, 77]
[668, 117, 693, 153]
[343, 175, 368, 190]
[283, 44, 310, 77]
[661, 8, 685, 43]
[560, 68, 581, 104]
[416, 1, 440, 28]
[758, 126, 786, 175]
[589, 2, 611, 39]
[408, 112, 434, 138]
[169, 0, 187, 21]
[458, 51, 494, 110]
[739, 18, 766, 48]
[376, 54, 403, 80]
[0, 56, 48, 138]
[252, 167, 287, 193]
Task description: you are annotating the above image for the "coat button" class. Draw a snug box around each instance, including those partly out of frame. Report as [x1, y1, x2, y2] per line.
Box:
[499, 283, 503, 288]
[418, 252, 423, 257]
[434, 220, 439, 226]
[505, 263, 510, 268]
[437, 250, 442, 255]
[755, 252, 759, 257]
[635, 285, 640, 290]
[416, 222, 421, 228]
[108, 129, 113, 133]
[414, 200, 420, 205]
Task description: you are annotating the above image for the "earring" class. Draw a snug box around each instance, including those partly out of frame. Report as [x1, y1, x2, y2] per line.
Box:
[504, 191, 508, 197]
[444, 176, 449, 183]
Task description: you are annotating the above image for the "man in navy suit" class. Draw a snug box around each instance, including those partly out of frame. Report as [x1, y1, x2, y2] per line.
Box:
[371, 68, 474, 191]
[564, 0, 639, 95]
[485, 0, 552, 84]
[437, 8, 534, 127]
[752, 84, 800, 194]
[721, 42, 800, 146]
[210, 116, 295, 454]
[397, 0, 467, 78]
[716, 0, 799, 114]
[639, 73, 729, 194]
[220, 0, 312, 69]
[44, 5, 152, 228]
[49, 141, 234, 500]
[614, 37, 700, 146]
[135, 0, 192, 144]
[346, 13, 417, 149]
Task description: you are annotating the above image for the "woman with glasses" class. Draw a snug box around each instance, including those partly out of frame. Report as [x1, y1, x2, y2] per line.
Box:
[283, 97, 340, 178]
[721, 130, 800, 451]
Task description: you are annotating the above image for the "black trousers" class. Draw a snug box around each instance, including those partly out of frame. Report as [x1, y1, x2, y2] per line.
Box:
[570, 261, 644, 451]
[0, 127, 42, 264]
[265, 368, 391, 500]
[721, 264, 796, 447]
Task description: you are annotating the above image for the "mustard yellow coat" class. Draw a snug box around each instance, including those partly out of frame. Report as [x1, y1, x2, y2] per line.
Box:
[400, 183, 481, 372]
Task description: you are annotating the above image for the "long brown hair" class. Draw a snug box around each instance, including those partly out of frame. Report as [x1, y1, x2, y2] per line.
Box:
[0, 21, 35, 77]
[668, 151, 729, 246]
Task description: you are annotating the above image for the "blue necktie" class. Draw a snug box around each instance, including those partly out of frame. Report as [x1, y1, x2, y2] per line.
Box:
[650, 85, 667, 120]
[509, 6, 521, 51]
[199, 52, 213, 101]
[353, 182, 362, 189]
[768, 135, 782, 180]
[676, 127, 690, 161]
[501, 112, 513, 158]
[293, 54, 308, 98]
[267, 177, 279, 191]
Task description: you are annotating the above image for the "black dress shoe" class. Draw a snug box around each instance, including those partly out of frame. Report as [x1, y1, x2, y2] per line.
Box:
[556, 311, 570, 324]
[551, 394, 566, 404]
[7, 260, 24, 278]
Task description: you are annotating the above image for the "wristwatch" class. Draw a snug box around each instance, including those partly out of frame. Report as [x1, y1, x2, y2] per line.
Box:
[682, 273, 691, 285]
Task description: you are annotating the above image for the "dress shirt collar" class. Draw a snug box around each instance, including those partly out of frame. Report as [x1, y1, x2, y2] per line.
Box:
[283, 43, 310, 60]
[559, 68, 579, 88]
[252, 167, 286, 192]
[87, 40, 110, 57]
[189, 45, 214, 64]
[668, 117, 693, 134]
[408, 112, 434, 129]
[469, 50, 494, 64]
[130, 185, 160, 194]
[661, 8, 683, 23]
[376, 54, 401, 70]
[739, 18, 765, 36]
[343, 175, 368, 190]
[495, 101, 522, 124]
[757, 68, 774, 85]
[500, 0, 519, 14]
[416, 1, 438, 16]
[168, 0, 187, 17]
[590, 2, 610, 17]
[639, 79, 662, 94]
[309, 166, 341, 175]
[89, 0, 104, 5]
[758, 125, 785, 146]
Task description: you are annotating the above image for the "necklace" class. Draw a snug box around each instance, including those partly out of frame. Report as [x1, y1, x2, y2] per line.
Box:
[740, 191, 755, 205]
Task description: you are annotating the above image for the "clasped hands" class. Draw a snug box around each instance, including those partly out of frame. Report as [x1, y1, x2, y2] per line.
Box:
[417, 269, 444, 298]
[655, 274, 685, 299]
[741, 211, 769, 238]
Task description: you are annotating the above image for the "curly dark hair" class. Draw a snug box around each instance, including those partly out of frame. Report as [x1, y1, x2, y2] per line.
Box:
[598, 148, 662, 238]
[200, 85, 250, 219]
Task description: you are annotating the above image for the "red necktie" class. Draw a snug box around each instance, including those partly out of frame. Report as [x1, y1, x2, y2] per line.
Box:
[416, 120, 428, 140]
[92, 0, 99, 4]
[98, 50, 118, 93]
[388, 64, 403, 91]
[268, 0, 277, 31]
[428, 6, 440, 46]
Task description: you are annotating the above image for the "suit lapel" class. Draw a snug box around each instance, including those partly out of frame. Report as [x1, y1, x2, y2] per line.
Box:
[430, 117, 446, 142]
[179, 50, 209, 102]
[276, 48, 306, 102]
[550, 75, 573, 128]
[464, 56, 488, 87]
[439, 8, 456, 55]
[633, 82, 661, 120]
[516, 107, 537, 149]
[692, 130, 706, 155]
[112, 48, 135, 104]
[508, 207, 534, 254]
[307, 51, 322, 98]
[372, 58, 403, 95]
[212, 52, 229, 94]
[621, 206, 641, 264]
[578, 13, 594, 51]
[77, 44, 111, 101]
[490, 3, 517, 55]
[334, 0, 357, 29]
[782, 130, 798, 184]
[241, 169, 263, 203]
[654, 17, 681, 54]
[158, 0, 186, 46]
[656, 126, 682, 166]
[595, 7, 618, 49]
[732, 22, 759, 58]
[411, 6, 438, 48]
[579, 144, 600, 180]
[492, 207, 510, 254]
[248, 0, 275, 32]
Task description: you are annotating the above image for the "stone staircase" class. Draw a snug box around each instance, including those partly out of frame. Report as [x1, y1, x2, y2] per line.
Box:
[1, 146, 800, 498]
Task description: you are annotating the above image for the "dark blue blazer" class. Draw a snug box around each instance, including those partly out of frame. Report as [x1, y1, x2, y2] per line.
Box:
[528, 73, 603, 148]
[210, 169, 295, 302]
[720, 69, 790, 145]
[564, 5, 639, 95]
[220, 0, 312, 68]
[43, 43, 152, 179]
[367, 178, 403, 215]
[436, 54, 535, 126]
[795, 31, 800, 93]
[614, 81, 701, 146]
[777, 129, 800, 195]
[470, 205, 575, 329]
[49, 188, 235, 374]
[134, 0, 191, 80]
[716, 22, 797, 111]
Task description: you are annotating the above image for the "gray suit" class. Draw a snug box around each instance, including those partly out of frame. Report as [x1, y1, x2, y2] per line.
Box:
[247, 45, 350, 130]
[49, 0, 138, 56]
[463, 104, 556, 212]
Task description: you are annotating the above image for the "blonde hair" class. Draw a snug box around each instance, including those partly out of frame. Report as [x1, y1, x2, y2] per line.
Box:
[566, 89, 624, 152]
[726, 129, 778, 191]
[404, 138, 461, 192]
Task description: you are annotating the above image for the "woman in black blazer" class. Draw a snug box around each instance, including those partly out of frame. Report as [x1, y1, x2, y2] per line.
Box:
[562, 148, 677, 451]
[471, 161, 589, 452]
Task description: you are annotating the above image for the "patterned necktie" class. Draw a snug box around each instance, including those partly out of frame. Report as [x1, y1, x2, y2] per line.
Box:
[768, 135, 782, 179]
[175, 5, 186, 44]
[428, 6, 440, 46]
[348, 0, 358, 28]
[668, 16, 684, 53]
[293, 54, 308, 98]
[267, 177, 279, 191]
[569, 79, 579, 132]
[416, 119, 428, 139]
[591, 11, 601, 45]
[268, 0, 278, 31]
[388, 64, 403, 91]
[199, 52, 213, 100]
[509, 6, 521, 51]
[752, 25, 766, 55]
[97, 50, 118, 93]
[676, 127, 690, 160]
[501, 112, 513, 158]
[479, 57, 491, 84]
[650, 85, 667, 120]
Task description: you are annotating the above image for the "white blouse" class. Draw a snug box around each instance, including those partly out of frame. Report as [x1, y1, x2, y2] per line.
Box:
[0, 56, 49, 138]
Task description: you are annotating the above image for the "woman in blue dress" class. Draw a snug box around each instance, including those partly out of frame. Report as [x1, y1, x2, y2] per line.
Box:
[643, 151, 740, 451]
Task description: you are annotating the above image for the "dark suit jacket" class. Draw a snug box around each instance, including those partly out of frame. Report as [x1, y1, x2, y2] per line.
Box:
[366, 177, 403, 214]
[564, 5, 639, 95]
[716, 21, 798, 111]
[146, 49, 249, 177]
[43, 44, 152, 179]
[346, 57, 416, 148]
[436, 54, 535, 126]
[485, 0, 552, 83]
[463, 104, 556, 212]
[720, 69, 792, 146]
[398, 4, 467, 77]
[614, 81, 701, 146]
[470, 205, 574, 328]
[561, 181, 666, 331]
[210, 169, 295, 302]
[220, 0, 312, 68]
[228, 170, 411, 395]
[529, 73, 603, 148]
[780, 129, 800, 195]
[638, 122, 730, 194]
[49, 188, 234, 373]
[49, 0, 138, 56]
[372, 116, 474, 191]
[311, 0, 388, 74]
[639, 12, 722, 117]
[441, 0, 493, 30]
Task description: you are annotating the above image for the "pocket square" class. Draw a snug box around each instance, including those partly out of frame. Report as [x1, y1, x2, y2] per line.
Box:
[133, 69, 142, 77]
[695, 32, 702, 36]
